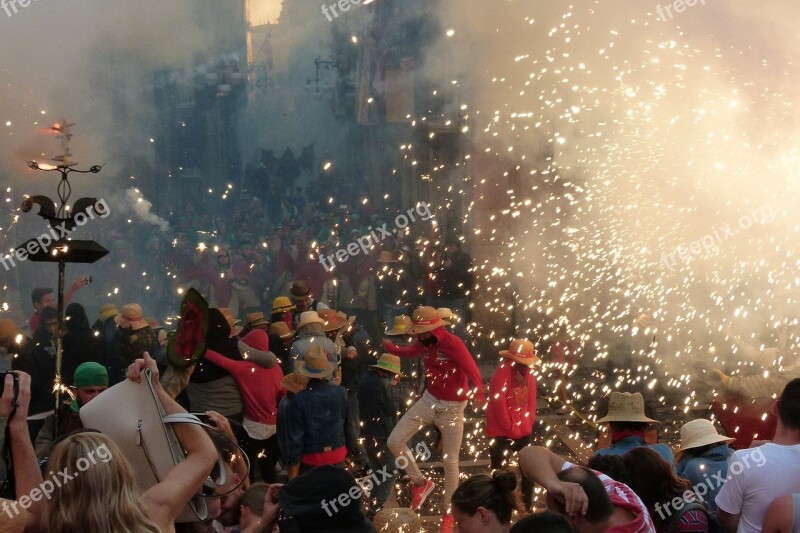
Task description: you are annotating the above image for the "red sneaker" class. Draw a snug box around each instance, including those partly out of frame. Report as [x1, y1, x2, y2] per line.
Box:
[440, 512, 454, 533]
[410, 478, 435, 510]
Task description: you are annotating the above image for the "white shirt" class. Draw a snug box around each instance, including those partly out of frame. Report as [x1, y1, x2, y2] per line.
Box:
[716, 443, 800, 533]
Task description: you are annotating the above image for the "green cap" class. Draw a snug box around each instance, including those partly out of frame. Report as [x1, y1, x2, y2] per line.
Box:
[73, 362, 108, 388]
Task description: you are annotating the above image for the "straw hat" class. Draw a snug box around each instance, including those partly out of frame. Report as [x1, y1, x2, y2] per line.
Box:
[318, 309, 346, 332]
[270, 321, 295, 340]
[436, 307, 456, 326]
[272, 296, 296, 313]
[370, 353, 404, 377]
[405, 306, 445, 335]
[499, 339, 541, 366]
[281, 372, 310, 394]
[98, 304, 119, 322]
[295, 344, 336, 380]
[115, 304, 149, 330]
[373, 508, 421, 532]
[144, 317, 161, 330]
[296, 310, 325, 330]
[0, 318, 22, 340]
[245, 311, 269, 328]
[385, 315, 412, 336]
[338, 310, 356, 327]
[596, 392, 658, 424]
[377, 250, 397, 263]
[675, 419, 735, 459]
[218, 308, 244, 337]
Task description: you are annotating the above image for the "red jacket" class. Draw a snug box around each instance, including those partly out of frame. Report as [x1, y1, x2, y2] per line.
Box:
[384, 327, 485, 402]
[486, 362, 537, 439]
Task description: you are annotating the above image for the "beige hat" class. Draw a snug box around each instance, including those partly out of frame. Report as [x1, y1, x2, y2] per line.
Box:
[115, 304, 149, 330]
[245, 311, 269, 328]
[218, 308, 244, 337]
[0, 318, 22, 341]
[270, 321, 295, 339]
[281, 372, 309, 394]
[436, 307, 456, 326]
[405, 306, 445, 335]
[499, 339, 541, 366]
[318, 309, 346, 332]
[596, 392, 659, 424]
[675, 419, 734, 459]
[295, 344, 336, 380]
[385, 315, 412, 336]
[98, 304, 119, 322]
[370, 353, 404, 377]
[373, 507, 421, 532]
[296, 310, 325, 330]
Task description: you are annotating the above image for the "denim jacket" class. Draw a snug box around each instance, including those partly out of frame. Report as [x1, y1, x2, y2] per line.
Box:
[283, 379, 352, 465]
[676, 443, 733, 512]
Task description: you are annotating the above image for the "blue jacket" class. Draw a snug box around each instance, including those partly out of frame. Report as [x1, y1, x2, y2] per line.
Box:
[676, 443, 733, 512]
[284, 379, 352, 465]
[595, 435, 675, 466]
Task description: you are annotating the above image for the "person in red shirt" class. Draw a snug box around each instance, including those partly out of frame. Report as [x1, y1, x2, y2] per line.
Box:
[383, 306, 486, 533]
[27, 277, 89, 333]
[486, 339, 540, 512]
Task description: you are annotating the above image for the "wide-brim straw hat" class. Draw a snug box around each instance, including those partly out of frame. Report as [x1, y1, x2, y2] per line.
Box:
[499, 339, 541, 366]
[246, 311, 269, 328]
[295, 344, 336, 380]
[0, 318, 22, 340]
[596, 391, 659, 424]
[405, 306, 445, 335]
[675, 419, 735, 460]
[296, 310, 325, 330]
[436, 307, 456, 326]
[318, 309, 346, 332]
[218, 308, 244, 337]
[370, 353, 404, 377]
[373, 507, 421, 532]
[281, 372, 310, 394]
[115, 303, 149, 330]
[385, 315, 412, 336]
[98, 304, 119, 322]
[270, 321, 295, 339]
[272, 296, 296, 313]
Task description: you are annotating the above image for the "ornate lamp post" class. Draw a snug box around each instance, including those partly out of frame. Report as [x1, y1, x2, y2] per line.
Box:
[16, 120, 109, 434]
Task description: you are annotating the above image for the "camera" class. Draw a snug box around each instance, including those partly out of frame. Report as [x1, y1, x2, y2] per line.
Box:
[0, 370, 19, 405]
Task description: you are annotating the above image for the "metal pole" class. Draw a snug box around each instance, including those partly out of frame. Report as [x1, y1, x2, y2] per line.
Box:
[53, 258, 65, 438]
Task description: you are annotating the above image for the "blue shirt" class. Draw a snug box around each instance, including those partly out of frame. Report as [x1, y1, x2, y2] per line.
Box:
[595, 435, 675, 466]
[676, 443, 733, 512]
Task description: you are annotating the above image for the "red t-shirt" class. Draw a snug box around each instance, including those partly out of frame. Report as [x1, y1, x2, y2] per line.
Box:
[562, 462, 656, 533]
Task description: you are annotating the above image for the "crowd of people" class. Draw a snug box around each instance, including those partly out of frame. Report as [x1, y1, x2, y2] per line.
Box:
[1, 242, 800, 532]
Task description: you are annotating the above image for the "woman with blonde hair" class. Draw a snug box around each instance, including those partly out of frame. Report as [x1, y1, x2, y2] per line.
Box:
[43, 352, 218, 532]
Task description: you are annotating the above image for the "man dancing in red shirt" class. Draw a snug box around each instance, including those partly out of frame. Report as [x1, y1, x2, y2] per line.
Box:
[383, 306, 485, 532]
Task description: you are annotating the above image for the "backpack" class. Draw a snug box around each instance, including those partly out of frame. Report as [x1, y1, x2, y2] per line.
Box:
[665, 501, 720, 533]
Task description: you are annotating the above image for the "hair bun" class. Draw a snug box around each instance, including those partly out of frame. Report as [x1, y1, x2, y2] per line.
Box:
[492, 470, 517, 492]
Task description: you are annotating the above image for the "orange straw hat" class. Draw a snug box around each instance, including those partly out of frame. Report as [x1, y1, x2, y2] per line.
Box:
[405, 306, 445, 335]
[281, 372, 310, 394]
[318, 309, 347, 332]
[499, 339, 541, 366]
[270, 321, 295, 339]
[218, 308, 244, 337]
[115, 304, 149, 330]
[370, 353, 404, 377]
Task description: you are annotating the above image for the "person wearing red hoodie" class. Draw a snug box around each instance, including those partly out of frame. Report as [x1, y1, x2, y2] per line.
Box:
[486, 339, 540, 512]
[203, 329, 284, 482]
[383, 306, 486, 533]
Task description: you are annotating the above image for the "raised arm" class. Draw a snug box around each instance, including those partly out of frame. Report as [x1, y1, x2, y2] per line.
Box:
[519, 445, 588, 516]
[383, 338, 423, 359]
[130, 353, 218, 530]
[238, 341, 278, 368]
